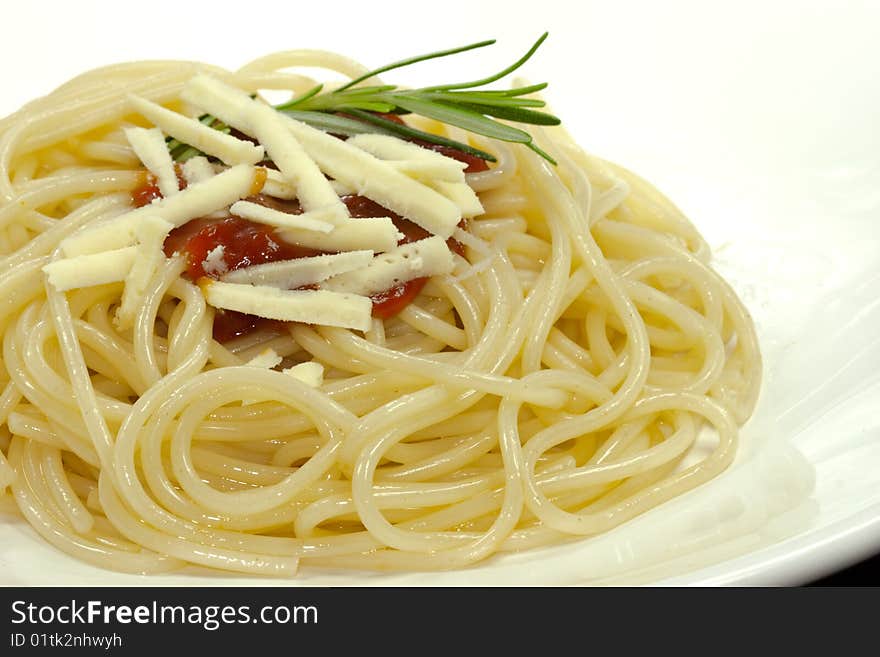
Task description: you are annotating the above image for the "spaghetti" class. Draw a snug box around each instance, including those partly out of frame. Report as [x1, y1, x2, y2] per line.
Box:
[0, 46, 760, 576]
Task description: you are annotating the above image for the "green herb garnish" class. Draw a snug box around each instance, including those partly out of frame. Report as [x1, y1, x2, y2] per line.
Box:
[170, 33, 559, 165]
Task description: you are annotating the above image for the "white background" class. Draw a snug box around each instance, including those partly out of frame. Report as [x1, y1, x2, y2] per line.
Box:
[2, 0, 880, 584]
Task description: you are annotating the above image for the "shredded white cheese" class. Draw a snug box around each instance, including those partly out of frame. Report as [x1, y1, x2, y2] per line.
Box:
[262, 168, 298, 200]
[202, 244, 228, 277]
[283, 361, 324, 388]
[221, 250, 373, 288]
[282, 116, 463, 238]
[388, 160, 464, 182]
[183, 75, 466, 237]
[323, 236, 454, 296]
[277, 217, 401, 253]
[348, 134, 467, 182]
[181, 156, 216, 185]
[252, 106, 349, 221]
[182, 157, 229, 219]
[246, 348, 283, 369]
[61, 164, 258, 257]
[230, 201, 334, 233]
[201, 280, 373, 331]
[329, 179, 355, 196]
[43, 247, 138, 292]
[427, 180, 484, 218]
[125, 126, 179, 198]
[116, 216, 174, 329]
[128, 94, 265, 166]
[182, 75, 347, 221]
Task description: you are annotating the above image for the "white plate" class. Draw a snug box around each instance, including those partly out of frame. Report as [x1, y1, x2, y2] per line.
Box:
[2, 0, 878, 586]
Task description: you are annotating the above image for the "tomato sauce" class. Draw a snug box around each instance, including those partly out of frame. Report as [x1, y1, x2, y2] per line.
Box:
[132, 166, 187, 207]
[162, 214, 321, 279]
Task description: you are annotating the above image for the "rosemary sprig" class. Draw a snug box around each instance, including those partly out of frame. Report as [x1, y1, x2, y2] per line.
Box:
[279, 33, 559, 163]
[168, 34, 559, 165]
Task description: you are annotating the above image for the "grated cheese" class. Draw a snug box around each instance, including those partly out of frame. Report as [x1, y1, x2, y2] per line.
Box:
[181, 156, 217, 185]
[427, 180, 483, 218]
[230, 201, 334, 233]
[323, 236, 454, 296]
[182, 75, 464, 238]
[125, 126, 179, 198]
[284, 361, 324, 388]
[282, 116, 463, 238]
[43, 247, 137, 292]
[246, 348, 283, 369]
[182, 75, 347, 221]
[202, 244, 228, 277]
[348, 133, 466, 182]
[116, 216, 174, 328]
[128, 94, 265, 166]
[222, 250, 373, 288]
[329, 179, 355, 196]
[200, 279, 373, 331]
[61, 164, 258, 257]
[262, 168, 298, 200]
[277, 216, 401, 253]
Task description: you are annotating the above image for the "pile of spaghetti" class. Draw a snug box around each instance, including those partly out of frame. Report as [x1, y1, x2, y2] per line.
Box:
[0, 38, 760, 576]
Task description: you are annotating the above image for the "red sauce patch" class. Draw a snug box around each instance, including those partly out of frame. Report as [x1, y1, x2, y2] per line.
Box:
[162, 214, 322, 280]
[374, 112, 406, 125]
[371, 277, 428, 319]
[131, 167, 187, 208]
